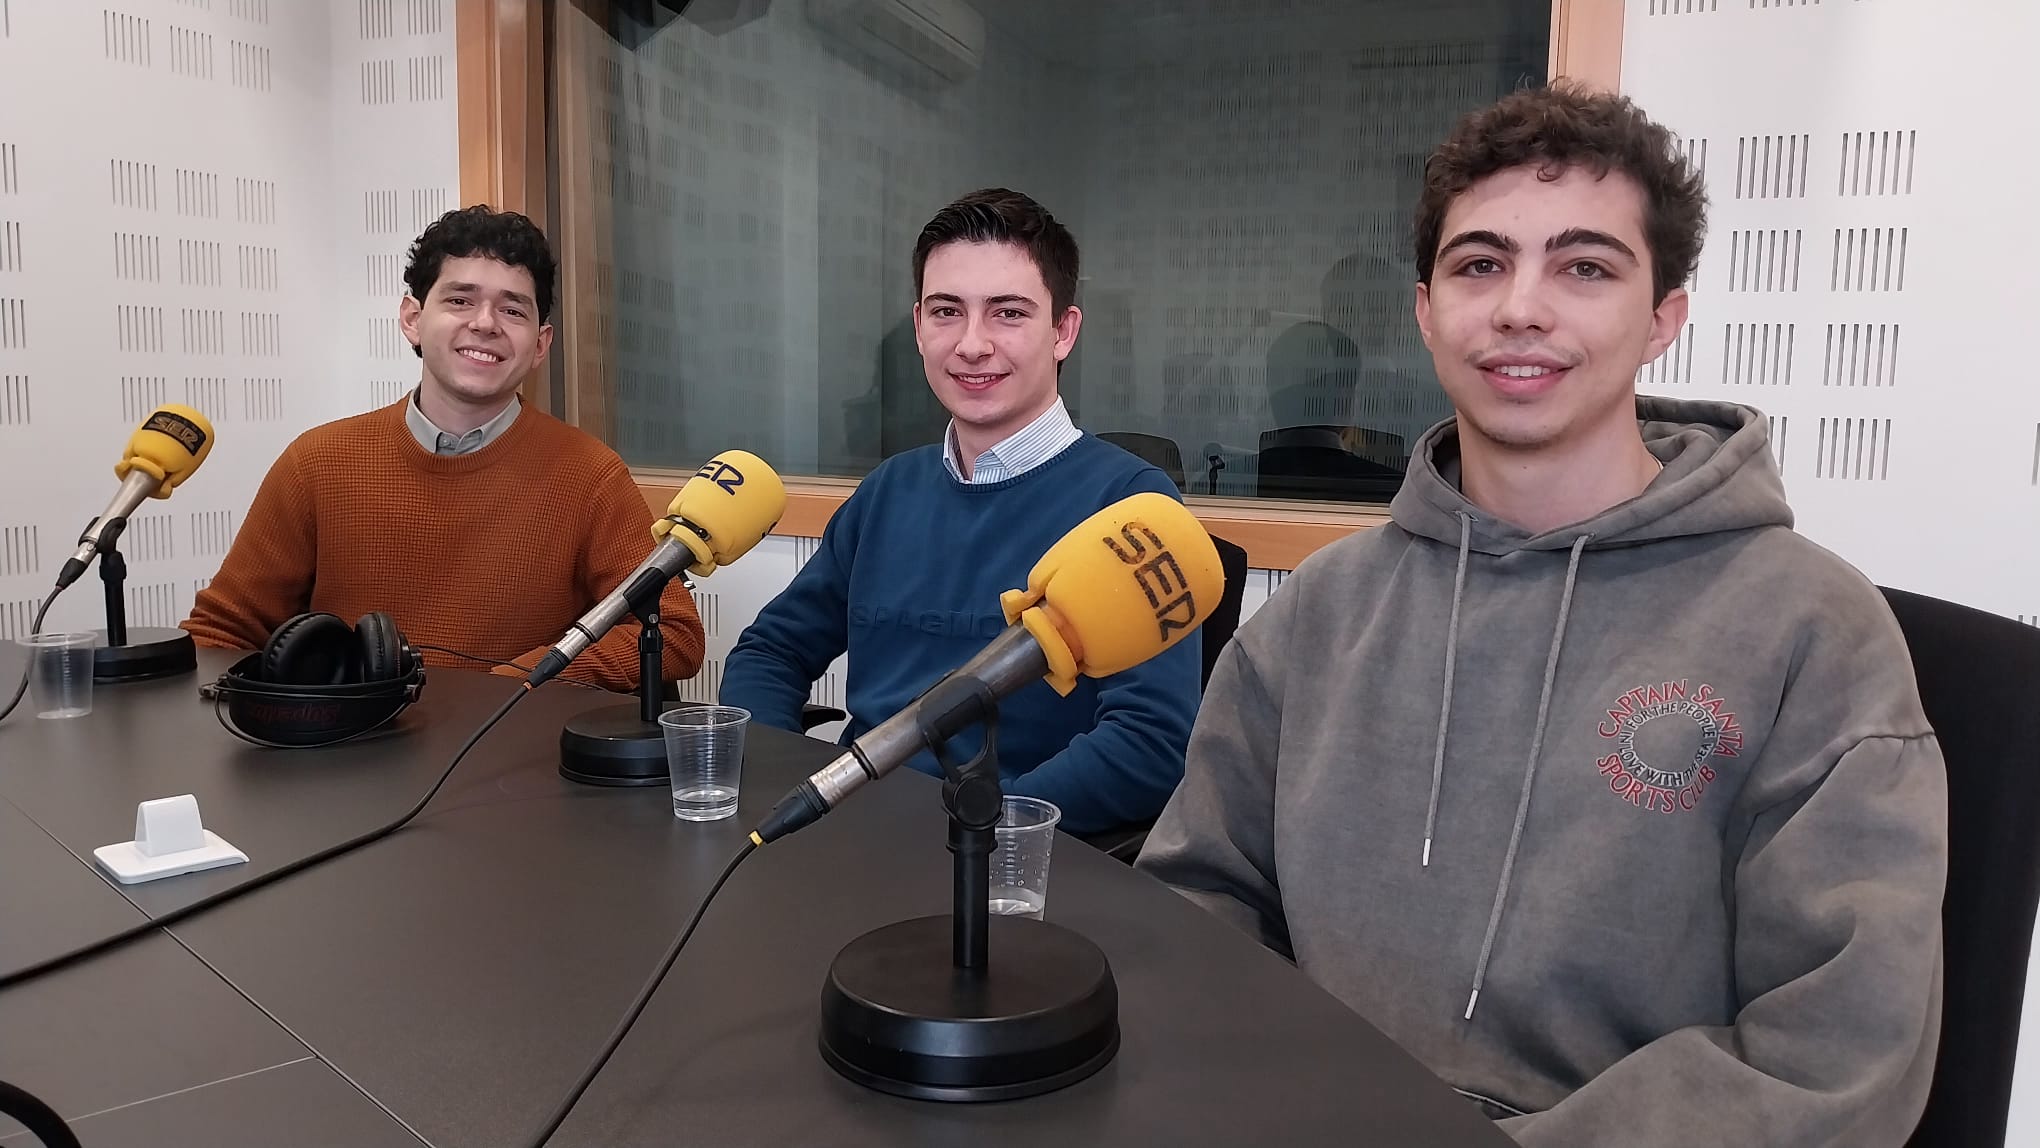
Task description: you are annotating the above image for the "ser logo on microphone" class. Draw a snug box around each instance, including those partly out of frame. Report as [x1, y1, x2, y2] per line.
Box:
[143, 410, 209, 453]
[696, 458, 743, 494]
[1103, 521, 1198, 639]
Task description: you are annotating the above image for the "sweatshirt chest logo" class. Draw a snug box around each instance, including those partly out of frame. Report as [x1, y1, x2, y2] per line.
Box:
[1594, 680, 1744, 814]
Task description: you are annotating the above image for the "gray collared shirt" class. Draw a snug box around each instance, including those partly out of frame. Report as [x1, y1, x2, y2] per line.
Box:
[405, 389, 521, 455]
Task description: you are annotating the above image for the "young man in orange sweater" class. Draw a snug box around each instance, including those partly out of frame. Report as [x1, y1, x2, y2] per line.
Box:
[182, 207, 704, 691]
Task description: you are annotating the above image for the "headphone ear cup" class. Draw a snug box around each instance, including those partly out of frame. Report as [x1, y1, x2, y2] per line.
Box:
[263, 612, 356, 686]
[261, 613, 315, 681]
[354, 612, 408, 682]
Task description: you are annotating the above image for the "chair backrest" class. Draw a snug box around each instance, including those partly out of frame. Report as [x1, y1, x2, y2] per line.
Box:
[1258, 424, 1347, 453]
[1881, 587, 2040, 1148]
[1201, 534, 1251, 691]
[1097, 432, 1187, 493]
[1255, 439, 1404, 503]
[1086, 532, 1251, 864]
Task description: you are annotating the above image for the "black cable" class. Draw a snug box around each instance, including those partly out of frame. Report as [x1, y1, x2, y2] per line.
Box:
[413, 643, 609, 691]
[0, 1077, 81, 1148]
[0, 589, 59, 725]
[526, 841, 757, 1147]
[0, 684, 533, 991]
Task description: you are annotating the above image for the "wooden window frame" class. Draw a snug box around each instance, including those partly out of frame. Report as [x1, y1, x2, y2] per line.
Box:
[455, 0, 551, 412]
[462, 0, 1623, 569]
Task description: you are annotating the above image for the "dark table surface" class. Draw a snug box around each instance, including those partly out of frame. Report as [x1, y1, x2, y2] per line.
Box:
[0, 648, 1514, 1147]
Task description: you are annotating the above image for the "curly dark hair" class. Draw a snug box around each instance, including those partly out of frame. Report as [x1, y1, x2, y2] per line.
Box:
[403, 206, 557, 355]
[913, 188, 1081, 317]
[1414, 83, 1707, 305]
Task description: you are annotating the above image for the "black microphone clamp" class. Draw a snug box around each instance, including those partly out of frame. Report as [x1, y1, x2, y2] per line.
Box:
[752, 672, 1003, 846]
[56, 517, 129, 590]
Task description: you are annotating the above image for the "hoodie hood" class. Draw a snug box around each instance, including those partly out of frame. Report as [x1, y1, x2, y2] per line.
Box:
[1390, 396, 1794, 553]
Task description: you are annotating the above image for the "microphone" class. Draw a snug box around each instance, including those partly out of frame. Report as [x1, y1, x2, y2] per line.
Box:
[750, 491, 1222, 845]
[526, 450, 785, 688]
[56, 405, 215, 589]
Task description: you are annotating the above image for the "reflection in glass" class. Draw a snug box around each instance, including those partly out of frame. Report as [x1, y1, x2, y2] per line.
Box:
[559, 0, 1549, 502]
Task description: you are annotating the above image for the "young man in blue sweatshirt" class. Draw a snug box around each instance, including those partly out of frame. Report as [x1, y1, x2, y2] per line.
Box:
[720, 189, 1201, 836]
[1141, 86, 1946, 1145]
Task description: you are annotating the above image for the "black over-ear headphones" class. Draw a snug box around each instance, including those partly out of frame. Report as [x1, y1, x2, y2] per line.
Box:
[207, 611, 427, 747]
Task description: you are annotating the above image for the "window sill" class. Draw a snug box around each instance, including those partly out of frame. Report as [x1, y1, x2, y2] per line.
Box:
[633, 473, 1387, 572]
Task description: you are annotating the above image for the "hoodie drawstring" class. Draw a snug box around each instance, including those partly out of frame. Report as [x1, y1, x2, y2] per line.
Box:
[1463, 534, 1589, 1021]
[1421, 512, 1473, 869]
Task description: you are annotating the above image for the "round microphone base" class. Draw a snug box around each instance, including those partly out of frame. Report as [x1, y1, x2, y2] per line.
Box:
[819, 914, 1119, 1102]
[558, 702, 672, 786]
[92, 627, 197, 683]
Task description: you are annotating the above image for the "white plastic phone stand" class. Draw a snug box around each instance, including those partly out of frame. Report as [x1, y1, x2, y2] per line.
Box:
[93, 794, 248, 885]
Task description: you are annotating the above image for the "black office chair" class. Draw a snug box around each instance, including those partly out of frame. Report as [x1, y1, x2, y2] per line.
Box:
[1256, 425, 1405, 503]
[1258, 424, 1346, 453]
[800, 702, 845, 732]
[1083, 532, 1250, 864]
[1199, 535, 1250, 691]
[1880, 587, 2040, 1148]
[1098, 431, 1188, 492]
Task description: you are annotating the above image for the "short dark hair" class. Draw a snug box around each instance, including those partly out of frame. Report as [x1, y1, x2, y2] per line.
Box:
[1414, 83, 1707, 305]
[912, 188, 1080, 317]
[403, 206, 558, 344]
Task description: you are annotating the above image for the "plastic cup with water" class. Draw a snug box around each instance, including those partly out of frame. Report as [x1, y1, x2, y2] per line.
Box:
[18, 632, 97, 720]
[659, 704, 748, 821]
[990, 795, 1061, 920]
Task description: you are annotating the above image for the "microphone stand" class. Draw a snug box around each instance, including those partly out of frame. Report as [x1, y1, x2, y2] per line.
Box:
[557, 572, 684, 785]
[817, 673, 1120, 1102]
[90, 521, 196, 683]
[0, 1077, 82, 1148]
[927, 678, 1004, 976]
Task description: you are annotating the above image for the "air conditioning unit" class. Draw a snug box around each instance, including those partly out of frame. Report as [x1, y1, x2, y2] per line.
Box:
[806, 0, 985, 85]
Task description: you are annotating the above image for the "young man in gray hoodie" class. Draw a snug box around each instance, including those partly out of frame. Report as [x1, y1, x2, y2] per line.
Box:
[1138, 83, 1946, 1146]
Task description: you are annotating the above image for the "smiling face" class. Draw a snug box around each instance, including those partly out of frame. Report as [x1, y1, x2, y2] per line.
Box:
[1414, 164, 1688, 458]
[398, 255, 553, 415]
[913, 240, 1081, 452]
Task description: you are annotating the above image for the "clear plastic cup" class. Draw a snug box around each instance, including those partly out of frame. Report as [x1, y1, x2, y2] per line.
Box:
[989, 795, 1061, 919]
[18, 632, 97, 719]
[659, 704, 748, 821]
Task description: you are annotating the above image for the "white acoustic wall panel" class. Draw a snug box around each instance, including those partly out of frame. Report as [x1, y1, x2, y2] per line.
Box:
[675, 535, 851, 742]
[332, 0, 457, 421]
[0, 0, 454, 639]
[1621, 2, 2040, 1140]
[1622, 0, 2039, 625]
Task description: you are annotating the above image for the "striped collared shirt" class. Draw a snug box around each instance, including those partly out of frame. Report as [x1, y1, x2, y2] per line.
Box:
[941, 398, 1082, 484]
[405, 388, 521, 455]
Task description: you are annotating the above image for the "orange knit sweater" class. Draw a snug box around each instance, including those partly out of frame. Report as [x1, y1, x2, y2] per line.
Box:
[183, 399, 704, 692]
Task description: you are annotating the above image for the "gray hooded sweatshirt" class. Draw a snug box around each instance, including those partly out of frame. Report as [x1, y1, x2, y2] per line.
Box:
[1140, 396, 1946, 1146]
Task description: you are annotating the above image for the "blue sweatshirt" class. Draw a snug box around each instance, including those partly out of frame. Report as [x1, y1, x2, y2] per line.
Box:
[720, 435, 1202, 833]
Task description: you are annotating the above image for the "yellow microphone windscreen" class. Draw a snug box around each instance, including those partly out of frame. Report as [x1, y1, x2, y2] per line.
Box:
[116, 404, 215, 495]
[999, 492, 1222, 692]
[664, 450, 787, 575]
